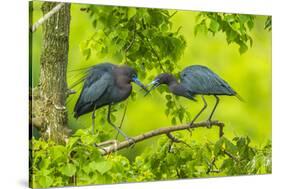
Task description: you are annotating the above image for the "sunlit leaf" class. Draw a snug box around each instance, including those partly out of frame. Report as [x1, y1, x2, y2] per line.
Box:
[59, 163, 76, 177]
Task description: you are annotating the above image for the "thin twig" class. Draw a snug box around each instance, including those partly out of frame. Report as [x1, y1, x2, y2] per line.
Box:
[146, 37, 166, 72]
[206, 157, 218, 174]
[166, 132, 182, 143]
[115, 101, 128, 140]
[31, 3, 65, 32]
[124, 21, 137, 64]
[124, 23, 137, 53]
[219, 124, 224, 138]
[166, 132, 190, 152]
[169, 11, 178, 18]
[223, 150, 239, 162]
[97, 120, 224, 155]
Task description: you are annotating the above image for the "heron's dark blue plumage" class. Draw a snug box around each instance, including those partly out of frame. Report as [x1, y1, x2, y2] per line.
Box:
[74, 63, 115, 118]
[180, 65, 237, 96]
[73, 62, 147, 142]
[74, 62, 147, 118]
[147, 64, 242, 125]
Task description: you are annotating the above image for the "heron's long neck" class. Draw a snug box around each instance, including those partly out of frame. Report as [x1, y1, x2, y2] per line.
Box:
[167, 74, 178, 86]
[166, 76, 181, 94]
[116, 76, 131, 88]
[169, 81, 186, 96]
[114, 76, 132, 102]
[114, 68, 131, 87]
[167, 75, 179, 86]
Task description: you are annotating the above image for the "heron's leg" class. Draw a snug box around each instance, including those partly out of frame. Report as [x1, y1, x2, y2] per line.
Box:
[115, 101, 128, 140]
[189, 95, 207, 126]
[107, 105, 135, 145]
[206, 95, 220, 127]
[91, 105, 96, 134]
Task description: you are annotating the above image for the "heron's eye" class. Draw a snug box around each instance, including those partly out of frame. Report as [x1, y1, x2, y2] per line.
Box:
[132, 74, 137, 79]
[155, 78, 160, 84]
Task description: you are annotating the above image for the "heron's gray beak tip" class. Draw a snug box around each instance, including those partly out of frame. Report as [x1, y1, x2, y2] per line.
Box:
[133, 78, 149, 92]
[144, 80, 159, 96]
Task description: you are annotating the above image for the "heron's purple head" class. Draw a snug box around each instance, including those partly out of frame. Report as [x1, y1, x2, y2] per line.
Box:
[154, 73, 175, 85]
[145, 73, 175, 96]
[118, 65, 148, 92]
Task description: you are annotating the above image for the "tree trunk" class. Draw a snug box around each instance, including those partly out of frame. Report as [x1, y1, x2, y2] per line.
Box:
[35, 2, 71, 143]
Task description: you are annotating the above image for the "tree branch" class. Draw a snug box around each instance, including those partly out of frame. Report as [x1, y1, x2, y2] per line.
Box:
[31, 2, 65, 32]
[166, 132, 191, 153]
[223, 150, 239, 162]
[124, 22, 136, 53]
[98, 120, 224, 155]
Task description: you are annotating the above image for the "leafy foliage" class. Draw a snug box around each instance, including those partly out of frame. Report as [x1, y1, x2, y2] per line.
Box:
[30, 130, 271, 188]
[81, 5, 186, 76]
[194, 13, 255, 54]
[78, 5, 190, 125]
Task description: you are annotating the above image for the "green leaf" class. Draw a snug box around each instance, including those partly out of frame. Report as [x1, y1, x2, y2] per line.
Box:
[38, 175, 53, 188]
[39, 158, 51, 169]
[81, 134, 96, 145]
[128, 8, 137, 20]
[178, 110, 184, 122]
[165, 108, 170, 116]
[50, 145, 66, 161]
[239, 42, 248, 54]
[247, 20, 254, 30]
[209, 19, 220, 33]
[239, 15, 250, 24]
[66, 137, 79, 150]
[92, 161, 113, 175]
[165, 95, 172, 100]
[82, 48, 91, 60]
[60, 163, 76, 177]
[194, 21, 207, 36]
[220, 159, 233, 170]
[171, 117, 176, 125]
[214, 137, 224, 155]
[161, 24, 169, 32]
[224, 138, 237, 154]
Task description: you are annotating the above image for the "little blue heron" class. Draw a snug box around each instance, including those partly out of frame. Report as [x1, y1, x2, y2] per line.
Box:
[74, 62, 147, 141]
[146, 65, 242, 125]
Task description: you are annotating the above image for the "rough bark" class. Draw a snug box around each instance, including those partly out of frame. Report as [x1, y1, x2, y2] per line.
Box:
[33, 2, 71, 143]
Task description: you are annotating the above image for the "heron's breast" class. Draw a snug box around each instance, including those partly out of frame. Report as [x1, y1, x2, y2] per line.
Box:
[111, 84, 132, 103]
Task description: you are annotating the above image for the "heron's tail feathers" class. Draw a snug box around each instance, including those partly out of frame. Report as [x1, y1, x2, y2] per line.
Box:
[73, 112, 78, 119]
[235, 93, 245, 102]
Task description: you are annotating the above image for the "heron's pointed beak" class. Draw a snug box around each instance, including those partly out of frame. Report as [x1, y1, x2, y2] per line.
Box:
[144, 80, 160, 96]
[132, 77, 149, 92]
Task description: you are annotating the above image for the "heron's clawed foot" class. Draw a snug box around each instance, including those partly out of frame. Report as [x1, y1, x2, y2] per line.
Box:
[186, 121, 194, 135]
[206, 120, 213, 128]
[126, 137, 136, 148]
[93, 143, 108, 153]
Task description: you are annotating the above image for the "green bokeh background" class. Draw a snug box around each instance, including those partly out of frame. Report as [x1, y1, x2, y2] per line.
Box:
[30, 2, 271, 159]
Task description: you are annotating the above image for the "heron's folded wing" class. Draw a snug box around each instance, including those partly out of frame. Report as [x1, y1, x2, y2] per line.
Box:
[180, 67, 208, 93]
[79, 72, 112, 105]
[70, 63, 114, 89]
[180, 65, 235, 95]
